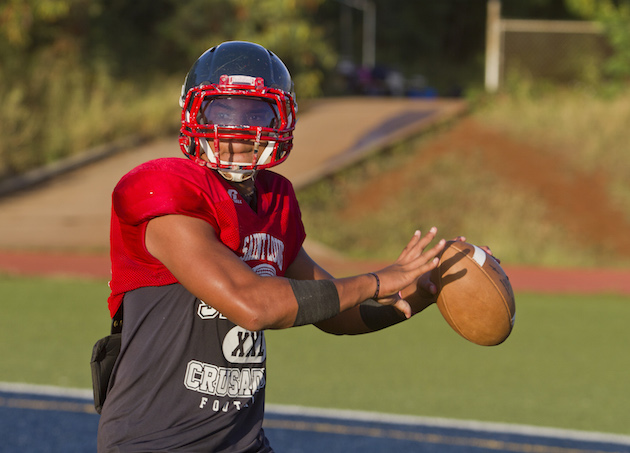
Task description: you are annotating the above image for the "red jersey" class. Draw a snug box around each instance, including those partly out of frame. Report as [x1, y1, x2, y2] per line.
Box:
[108, 157, 306, 317]
[101, 157, 305, 452]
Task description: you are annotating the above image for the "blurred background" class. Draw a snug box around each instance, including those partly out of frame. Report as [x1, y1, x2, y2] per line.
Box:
[3, 0, 630, 268]
[1, 0, 628, 179]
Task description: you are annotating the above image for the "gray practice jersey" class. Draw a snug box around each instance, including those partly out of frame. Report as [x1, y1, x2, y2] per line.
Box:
[97, 284, 272, 452]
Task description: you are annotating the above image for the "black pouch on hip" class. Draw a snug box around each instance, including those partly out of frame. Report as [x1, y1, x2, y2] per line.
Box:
[90, 305, 123, 414]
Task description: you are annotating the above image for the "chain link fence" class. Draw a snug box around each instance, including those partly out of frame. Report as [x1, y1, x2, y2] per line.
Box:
[485, 0, 612, 91]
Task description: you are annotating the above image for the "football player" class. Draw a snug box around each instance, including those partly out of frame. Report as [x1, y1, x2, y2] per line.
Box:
[97, 41, 445, 452]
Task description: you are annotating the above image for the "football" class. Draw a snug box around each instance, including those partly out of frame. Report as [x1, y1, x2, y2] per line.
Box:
[431, 241, 516, 346]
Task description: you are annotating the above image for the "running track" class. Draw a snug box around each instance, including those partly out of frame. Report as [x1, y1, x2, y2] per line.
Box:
[1, 250, 630, 295]
[2, 383, 630, 453]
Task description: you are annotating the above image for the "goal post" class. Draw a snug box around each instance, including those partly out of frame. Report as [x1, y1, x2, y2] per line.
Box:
[484, 0, 608, 92]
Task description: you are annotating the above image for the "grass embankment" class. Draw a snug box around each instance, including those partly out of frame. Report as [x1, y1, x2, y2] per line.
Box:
[1, 274, 629, 435]
[478, 87, 630, 226]
[0, 73, 181, 178]
[297, 88, 630, 268]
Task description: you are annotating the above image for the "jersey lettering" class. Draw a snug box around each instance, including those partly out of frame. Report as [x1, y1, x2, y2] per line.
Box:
[223, 326, 266, 364]
[241, 233, 285, 270]
[197, 301, 228, 320]
[184, 361, 265, 398]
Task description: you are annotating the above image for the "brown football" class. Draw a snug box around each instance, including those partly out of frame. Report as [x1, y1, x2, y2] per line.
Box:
[431, 241, 516, 346]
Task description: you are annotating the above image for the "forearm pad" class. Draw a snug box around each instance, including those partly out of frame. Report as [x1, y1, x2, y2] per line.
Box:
[359, 299, 407, 332]
[290, 279, 340, 327]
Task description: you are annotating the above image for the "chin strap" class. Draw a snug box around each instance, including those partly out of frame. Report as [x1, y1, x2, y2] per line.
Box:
[218, 169, 256, 182]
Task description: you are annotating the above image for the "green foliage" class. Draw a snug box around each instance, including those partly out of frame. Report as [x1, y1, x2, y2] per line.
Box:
[0, 0, 335, 179]
[2, 1, 625, 178]
[565, 0, 630, 80]
[0, 0, 71, 47]
[160, 0, 336, 98]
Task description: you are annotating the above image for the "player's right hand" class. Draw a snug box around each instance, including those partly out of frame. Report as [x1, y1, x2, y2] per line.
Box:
[373, 227, 445, 318]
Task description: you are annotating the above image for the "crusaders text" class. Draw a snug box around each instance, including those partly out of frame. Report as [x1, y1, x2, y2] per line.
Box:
[184, 361, 265, 398]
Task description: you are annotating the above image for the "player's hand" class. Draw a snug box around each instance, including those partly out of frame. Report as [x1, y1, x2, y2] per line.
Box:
[373, 227, 445, 318]
[413, 235, 468, 299]
[416, 270, 438, 299]
[398, 236, 499, 319]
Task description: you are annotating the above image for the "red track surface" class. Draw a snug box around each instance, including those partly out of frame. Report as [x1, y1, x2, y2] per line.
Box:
[1, 251, 629, 295]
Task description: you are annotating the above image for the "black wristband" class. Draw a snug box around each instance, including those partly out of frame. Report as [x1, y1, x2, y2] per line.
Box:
[359, 299, 407, 332]
[290, 279, 341, 327]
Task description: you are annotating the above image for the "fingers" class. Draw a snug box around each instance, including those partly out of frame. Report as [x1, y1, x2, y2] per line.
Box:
[398, 227, 440, 264]
[449, 236, 499, 263]
[417, 271, 437, 296]
[378, 291, 412, 319]
[374, 227, 445, 299]
[479, 245, 492, 255]
[479, 245, 501, 263]
[406, 236, 445, 275]
[393, 297, 412, 319]
[401, 227, 445, 273]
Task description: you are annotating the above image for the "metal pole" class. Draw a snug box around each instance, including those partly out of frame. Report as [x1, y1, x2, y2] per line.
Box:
[363, 0, 376, 68]
[336, 0, 376, 68]
[340, 3, 353, 60]
[485, 0, 501, 92]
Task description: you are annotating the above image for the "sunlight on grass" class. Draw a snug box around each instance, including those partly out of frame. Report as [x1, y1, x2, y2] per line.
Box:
[1, 276, 629, 435]
[0, 275, 110, 389]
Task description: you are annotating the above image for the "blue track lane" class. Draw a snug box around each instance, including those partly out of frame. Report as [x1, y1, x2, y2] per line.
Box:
[1, 384, 629, 453]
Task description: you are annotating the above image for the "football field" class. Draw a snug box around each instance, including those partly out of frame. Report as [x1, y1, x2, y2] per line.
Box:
[1, 273, 630, 452]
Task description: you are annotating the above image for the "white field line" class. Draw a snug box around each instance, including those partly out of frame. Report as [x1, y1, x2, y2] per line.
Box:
[2, 382, 629, 447]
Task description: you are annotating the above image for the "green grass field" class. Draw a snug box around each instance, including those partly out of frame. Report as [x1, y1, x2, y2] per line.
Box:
[1, 273, 628, 436]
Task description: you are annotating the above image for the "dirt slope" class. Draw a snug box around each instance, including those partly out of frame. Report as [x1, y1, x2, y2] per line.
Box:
[448, 118, 630, 256]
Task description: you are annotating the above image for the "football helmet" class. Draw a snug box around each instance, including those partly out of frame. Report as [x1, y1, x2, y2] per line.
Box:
[179, 41, 297, 181]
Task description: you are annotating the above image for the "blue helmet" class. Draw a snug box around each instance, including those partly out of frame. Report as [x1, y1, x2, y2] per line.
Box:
[179, 41, 297, 181]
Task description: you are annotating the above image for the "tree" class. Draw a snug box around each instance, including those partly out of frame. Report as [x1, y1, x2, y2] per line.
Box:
[565, 0, 630, 80]
[0, 0, 337, 177]
[157, 0, 336, 98]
